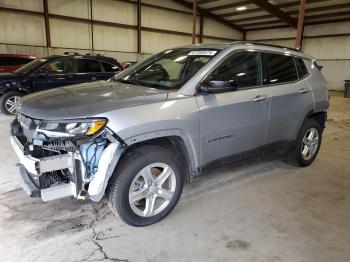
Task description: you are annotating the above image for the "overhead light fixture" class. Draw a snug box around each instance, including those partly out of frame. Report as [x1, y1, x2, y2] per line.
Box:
[236, 6, 247, 11]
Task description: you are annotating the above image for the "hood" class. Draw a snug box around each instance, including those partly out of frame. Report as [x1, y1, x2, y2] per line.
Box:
[19, 81, 169, 120]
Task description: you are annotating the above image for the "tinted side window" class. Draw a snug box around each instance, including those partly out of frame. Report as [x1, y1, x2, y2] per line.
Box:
[102, 62, 121, 73]
[0, 57, 6, 66]
[43, 59, 73, 74]
[263, 53, 298, 84]
[7, 57, 33, 65]
[296, 57, 308, 78]
[77, 59, 102, 73]
[211, 51, 262, 89]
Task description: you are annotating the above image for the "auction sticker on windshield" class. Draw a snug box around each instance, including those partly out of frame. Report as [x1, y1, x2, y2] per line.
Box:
[188, 50, 217, 56]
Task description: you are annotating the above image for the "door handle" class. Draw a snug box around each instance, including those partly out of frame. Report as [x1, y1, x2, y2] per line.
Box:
[298, 88, 309, 94]
[251, 95, 268, 102]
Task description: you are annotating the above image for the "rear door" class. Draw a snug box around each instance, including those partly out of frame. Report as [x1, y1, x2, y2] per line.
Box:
[75, 58, 104, 84]
[32, 58, 75, 91]
[262, 52, 314, 152]
[196, 51, 271, 166]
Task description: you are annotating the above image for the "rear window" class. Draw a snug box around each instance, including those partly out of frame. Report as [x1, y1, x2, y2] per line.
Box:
[296, 57, 308, 78]
[77, 59, 102, 73]
[262, 53, 298, 84]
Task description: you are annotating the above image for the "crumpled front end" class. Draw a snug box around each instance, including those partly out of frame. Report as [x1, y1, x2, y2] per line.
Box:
[10, 114, 125, 202]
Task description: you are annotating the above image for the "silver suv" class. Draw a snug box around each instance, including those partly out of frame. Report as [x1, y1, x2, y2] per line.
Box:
[10, 42, 328, 226]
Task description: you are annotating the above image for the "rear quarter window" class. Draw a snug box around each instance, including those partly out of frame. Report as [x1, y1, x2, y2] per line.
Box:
[296, 57, 309, 78]
[262, 53, 298, 84]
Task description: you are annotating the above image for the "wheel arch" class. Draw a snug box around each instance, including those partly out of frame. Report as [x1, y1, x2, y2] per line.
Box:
[121, 130, 200, 182]
[304, 110, 327, 129]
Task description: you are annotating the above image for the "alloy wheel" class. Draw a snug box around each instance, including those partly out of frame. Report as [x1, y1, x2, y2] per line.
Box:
[5, 96, 20, 114]
[301, 127, 320, 161]
[129, 162, 176, 217]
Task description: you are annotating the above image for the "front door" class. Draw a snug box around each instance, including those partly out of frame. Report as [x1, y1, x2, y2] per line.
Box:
[32, 58, 75, 91]
[196, 51, 271, 167]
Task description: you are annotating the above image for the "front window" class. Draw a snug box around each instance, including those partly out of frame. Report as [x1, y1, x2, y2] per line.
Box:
[114, 48, 220, 90]
[43, 59, 73, 74]
[14, 58, 48, 75]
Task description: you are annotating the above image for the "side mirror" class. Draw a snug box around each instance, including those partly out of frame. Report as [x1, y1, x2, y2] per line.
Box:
[34, 68, 48, 78]
[200, 78, 238, 93]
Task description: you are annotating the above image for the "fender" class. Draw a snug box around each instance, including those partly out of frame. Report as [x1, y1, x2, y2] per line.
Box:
[123, 129, 200, 177]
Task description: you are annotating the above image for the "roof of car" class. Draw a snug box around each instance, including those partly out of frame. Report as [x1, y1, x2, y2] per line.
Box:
[178, 41, 312, 60]
[0, 54, 37, 59]
[42, 53, 119, 63]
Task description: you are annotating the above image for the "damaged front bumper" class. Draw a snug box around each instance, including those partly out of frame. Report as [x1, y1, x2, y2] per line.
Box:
[10, 115, 125, 202]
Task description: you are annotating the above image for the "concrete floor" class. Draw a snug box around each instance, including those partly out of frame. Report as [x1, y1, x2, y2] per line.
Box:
[0, 91, 349, 262]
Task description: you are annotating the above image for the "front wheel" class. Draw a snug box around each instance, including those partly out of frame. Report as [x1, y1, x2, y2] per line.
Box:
[107, 145, 184, 226]
[0, 91, 23, 115]
[285, 118, 323, 167]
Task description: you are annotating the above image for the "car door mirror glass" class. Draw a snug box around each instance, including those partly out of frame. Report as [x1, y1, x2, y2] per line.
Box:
[200, 78, 238, 93]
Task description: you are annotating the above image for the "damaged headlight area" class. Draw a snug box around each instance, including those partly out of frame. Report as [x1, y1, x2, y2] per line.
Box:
[11, 114, 125, 202]
[36, 118, 107, 138]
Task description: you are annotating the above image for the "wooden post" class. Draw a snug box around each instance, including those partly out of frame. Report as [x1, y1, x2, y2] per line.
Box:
[192, 0, 197, 44]
[90, 0, 94, 51]
[295, 0, 306, 50]
[199, 15, 203, 43]
[137, 0, 141, 54]
[43, 0, 51, 47]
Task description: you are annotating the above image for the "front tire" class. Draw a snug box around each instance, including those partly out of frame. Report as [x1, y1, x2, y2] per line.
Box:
[107, 145, 184, 226]
[0, 91, 23, 115]
[285, 118, 323, 167]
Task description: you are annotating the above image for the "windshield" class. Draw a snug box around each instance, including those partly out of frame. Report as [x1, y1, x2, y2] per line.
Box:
[114, 48, 220, 90]
[14, 58, 48, 75]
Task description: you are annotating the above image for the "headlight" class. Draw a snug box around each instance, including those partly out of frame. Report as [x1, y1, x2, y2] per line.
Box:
[36, 118, 107, 138]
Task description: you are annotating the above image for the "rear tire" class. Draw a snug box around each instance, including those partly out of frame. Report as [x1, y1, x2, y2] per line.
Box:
[0, 91, 23, 115]
[285, 118, 322, 167]
[107, 145, 184, 227]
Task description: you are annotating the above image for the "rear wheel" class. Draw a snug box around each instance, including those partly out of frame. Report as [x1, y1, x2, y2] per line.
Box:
[107, 145, 184, 226]
[0, 91, 23, 115]
[285, 118, 322, 167]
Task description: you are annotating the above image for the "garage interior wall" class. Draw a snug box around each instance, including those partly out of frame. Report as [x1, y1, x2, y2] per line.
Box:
[246, 22, 350, 90]
[0, 0, 349, 90]
[0, 0, 242, 62]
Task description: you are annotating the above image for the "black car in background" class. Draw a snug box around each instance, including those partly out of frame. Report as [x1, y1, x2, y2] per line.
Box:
[0, 53, 123, 115]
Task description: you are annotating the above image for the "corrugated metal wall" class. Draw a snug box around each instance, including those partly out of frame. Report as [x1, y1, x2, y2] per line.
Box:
[246, 22, 350, 90]
[0, 0, 242, 63]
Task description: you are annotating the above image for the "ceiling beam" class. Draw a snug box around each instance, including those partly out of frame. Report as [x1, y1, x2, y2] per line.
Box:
[173, 0, 244, 32]
[197, 0, 220, 5]
[228, 3, 350, 23]
[222, 0, 327, 19]
[249, 0, 297, 28]
[306, 10, 350, 21]
[246, 17, 350, 31]
[206, 1, 251, 12]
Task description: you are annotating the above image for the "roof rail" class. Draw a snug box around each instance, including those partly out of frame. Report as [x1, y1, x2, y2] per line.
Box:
[63, 52, 80, 55]
[86, 52, 101, 56]
[232, 41, 301, 52]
